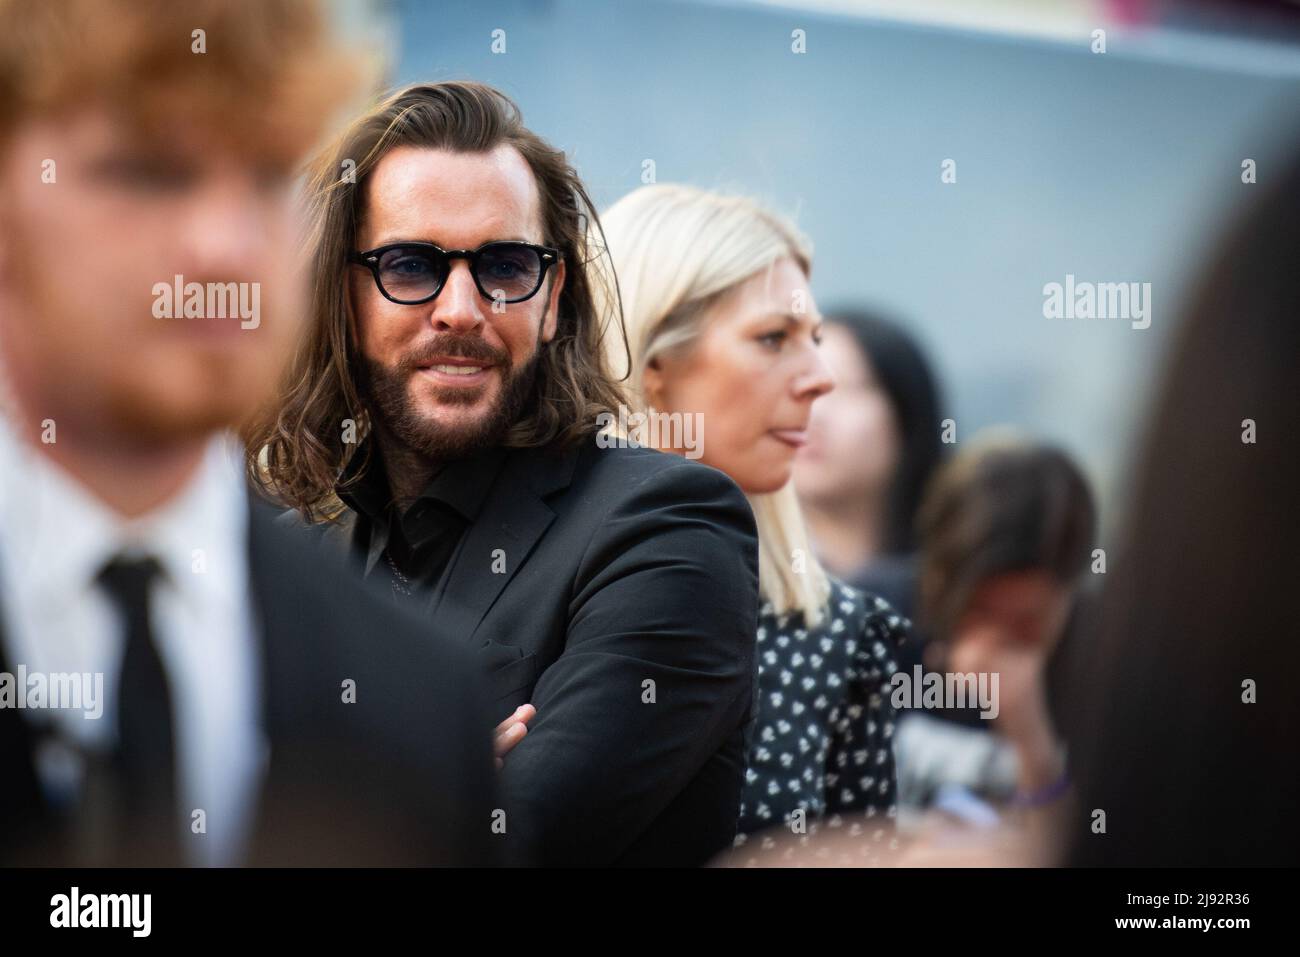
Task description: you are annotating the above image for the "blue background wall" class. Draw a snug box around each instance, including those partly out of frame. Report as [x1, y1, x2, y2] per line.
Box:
[388, 0, 1300, 520]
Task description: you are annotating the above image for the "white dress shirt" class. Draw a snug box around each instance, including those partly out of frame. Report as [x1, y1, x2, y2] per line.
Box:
[0, 417, 266, 866]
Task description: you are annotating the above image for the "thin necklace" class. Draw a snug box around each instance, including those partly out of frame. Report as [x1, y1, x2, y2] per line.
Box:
[385, 550, 413, 598]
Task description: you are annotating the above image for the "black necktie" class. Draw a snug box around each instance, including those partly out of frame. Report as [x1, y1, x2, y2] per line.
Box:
[96, 554, 178, 857]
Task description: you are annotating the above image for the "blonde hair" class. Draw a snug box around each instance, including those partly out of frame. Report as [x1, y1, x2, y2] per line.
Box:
[594, 184, 831, 625]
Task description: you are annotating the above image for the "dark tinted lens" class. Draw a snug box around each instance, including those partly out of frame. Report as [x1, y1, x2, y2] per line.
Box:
[377, 247, 443, 302]
[475, 243, 543, 301]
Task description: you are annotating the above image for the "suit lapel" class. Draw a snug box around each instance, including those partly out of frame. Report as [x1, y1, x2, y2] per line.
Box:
[244, 495, 289, 734]
[429, 440, 583, 645]
[0, 591, 57, 849]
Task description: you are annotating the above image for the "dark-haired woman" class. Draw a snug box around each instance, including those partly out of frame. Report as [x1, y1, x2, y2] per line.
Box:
[792, 309, 944, 622]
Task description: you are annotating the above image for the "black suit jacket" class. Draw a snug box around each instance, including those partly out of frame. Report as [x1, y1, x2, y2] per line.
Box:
[323, 435, 760, 866]
[0, 494, 498, 866]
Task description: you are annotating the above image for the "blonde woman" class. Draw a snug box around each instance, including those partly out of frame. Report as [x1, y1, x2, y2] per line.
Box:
[596, 185, 908, 862]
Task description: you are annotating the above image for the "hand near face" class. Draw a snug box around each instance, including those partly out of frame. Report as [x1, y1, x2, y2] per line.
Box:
[950, 622, 1064, 793]
[950, 624, 1045, 730]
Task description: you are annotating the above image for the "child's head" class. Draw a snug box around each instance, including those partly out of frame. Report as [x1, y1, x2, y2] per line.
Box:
[917, 430, 1096, 656]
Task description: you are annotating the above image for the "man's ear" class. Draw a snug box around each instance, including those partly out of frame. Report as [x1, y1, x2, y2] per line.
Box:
[541, 258, 565, 343]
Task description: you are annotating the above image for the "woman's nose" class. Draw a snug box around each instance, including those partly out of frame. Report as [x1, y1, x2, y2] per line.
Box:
[793, 348, 835, 400]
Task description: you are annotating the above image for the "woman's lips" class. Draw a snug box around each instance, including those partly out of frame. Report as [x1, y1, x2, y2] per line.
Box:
[770, 429, 808, 448]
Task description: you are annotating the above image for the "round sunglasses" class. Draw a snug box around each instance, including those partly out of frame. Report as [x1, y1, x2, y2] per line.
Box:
[349, 240, 560, 305]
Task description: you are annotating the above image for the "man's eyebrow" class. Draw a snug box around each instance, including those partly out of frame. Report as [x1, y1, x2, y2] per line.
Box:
[367, 235, 537, 249]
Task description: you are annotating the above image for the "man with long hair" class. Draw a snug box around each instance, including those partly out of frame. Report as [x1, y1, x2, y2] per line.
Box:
[246, 81, 759, 866]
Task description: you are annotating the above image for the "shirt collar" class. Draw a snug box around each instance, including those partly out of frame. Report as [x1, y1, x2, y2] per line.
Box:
[0, 415, 248, 614]
[336, 445, 389, 524]
[339, 441, 511, 525]
[337, 440, 510, 574]
[422, 444, 512, 523]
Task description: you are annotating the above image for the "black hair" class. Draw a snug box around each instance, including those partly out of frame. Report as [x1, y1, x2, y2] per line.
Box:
[823, 308, 945, 554]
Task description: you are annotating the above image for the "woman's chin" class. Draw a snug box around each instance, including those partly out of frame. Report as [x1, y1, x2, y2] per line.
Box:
[736, 466, 794, 497]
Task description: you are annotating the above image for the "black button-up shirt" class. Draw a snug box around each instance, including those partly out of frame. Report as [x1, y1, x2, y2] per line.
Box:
[337, 443, 511, 601]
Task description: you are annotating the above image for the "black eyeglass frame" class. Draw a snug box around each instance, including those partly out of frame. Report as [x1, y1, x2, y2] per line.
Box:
[349, 240, 561, 305]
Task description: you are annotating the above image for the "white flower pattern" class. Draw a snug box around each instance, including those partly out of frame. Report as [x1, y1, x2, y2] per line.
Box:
[733, 579, 907, 865]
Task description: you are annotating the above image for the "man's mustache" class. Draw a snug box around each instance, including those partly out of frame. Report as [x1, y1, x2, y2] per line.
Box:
[398, 336, 509, 372]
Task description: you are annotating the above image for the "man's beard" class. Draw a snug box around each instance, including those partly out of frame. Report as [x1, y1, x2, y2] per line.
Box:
[363, 335, 541, 461]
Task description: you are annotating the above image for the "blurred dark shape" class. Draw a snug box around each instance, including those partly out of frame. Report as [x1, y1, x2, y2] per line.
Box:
[1063, 132, 1300, 867]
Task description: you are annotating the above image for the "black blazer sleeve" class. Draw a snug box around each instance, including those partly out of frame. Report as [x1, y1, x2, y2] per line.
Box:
[497, 459, 758, 864]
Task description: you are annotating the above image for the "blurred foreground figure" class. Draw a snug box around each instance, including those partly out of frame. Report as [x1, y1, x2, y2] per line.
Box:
[1063, 137, 1300, 867]
[0, 0, 495, 865]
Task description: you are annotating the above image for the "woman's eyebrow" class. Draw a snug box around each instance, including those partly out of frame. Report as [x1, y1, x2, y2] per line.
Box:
[752, 311, 824, 329]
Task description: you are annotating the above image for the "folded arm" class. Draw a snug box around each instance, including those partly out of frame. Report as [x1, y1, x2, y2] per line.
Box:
[497, 461, 758, 865]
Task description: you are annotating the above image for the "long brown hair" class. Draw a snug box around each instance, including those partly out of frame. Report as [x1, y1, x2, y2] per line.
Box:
[244, 81, 627, 522]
